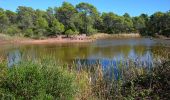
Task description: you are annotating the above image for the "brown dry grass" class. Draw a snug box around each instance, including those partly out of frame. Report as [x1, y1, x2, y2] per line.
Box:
[90, 33, 141, 39]
[0, 33, 141, 45]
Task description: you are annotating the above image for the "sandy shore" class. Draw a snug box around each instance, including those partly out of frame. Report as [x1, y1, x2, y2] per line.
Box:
[19, 38, 93, 44]
[0, 33, 94, 45]
[0, 33, 142, 45]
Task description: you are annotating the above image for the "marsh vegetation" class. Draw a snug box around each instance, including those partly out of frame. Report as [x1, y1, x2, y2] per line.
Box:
[0, 1, 170, 100]
[0, 38, 169, 99]
[0, 56, 169, 99]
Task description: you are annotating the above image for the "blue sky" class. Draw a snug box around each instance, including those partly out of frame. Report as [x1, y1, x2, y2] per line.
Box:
[0, 0, 170, 16]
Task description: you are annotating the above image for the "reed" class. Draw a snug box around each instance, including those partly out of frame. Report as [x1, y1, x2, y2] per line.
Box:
[90, 33, 141, 39]
[0, 58, 169, 99]
[73, 58, 169, 99]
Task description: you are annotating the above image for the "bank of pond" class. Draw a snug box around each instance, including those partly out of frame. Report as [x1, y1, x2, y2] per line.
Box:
[0, 37, 169, 99]
[0, 57, 169, 99]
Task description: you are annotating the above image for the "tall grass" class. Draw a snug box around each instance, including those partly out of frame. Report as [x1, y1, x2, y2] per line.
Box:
[0, 34, 12, 40]
[0, 57, 169, 99]
[90, 33, 140, 39]
[73, 58, 169, 99]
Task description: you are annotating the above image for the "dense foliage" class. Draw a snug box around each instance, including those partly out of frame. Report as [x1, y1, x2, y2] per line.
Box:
[121, 61, 170, 99]
[0, 59, 169, 99]
[0, 61, 76, 99]
[0, 2, 170, 38]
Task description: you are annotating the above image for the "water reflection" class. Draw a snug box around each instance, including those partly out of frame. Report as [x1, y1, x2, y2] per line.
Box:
[0, 38, 169, 68]
[0, 38, 168, 82]
[7, 50, 21, 67]
[74, 51, 153, 81]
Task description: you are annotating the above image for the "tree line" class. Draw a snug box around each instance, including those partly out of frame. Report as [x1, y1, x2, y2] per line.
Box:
[0, 2, 169, 38]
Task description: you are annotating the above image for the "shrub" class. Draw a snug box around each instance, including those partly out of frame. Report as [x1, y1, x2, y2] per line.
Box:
[49, 19, 65, 35]
[122, 61, 170, 99]
[23, 28, 34, 37]
[0, 61, 7, 85]
[6, 25, 21, 36]
[33, 28, 46, 39]
[65, 29, 79, 37]
[65, 29, 74, 35]
[87, 26, 97, 35]
[0, 61, 77, 99]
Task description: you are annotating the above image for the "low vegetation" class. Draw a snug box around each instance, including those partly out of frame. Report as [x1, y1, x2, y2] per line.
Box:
[0, 2, 169, 39]
[0, 57, 169, 99]
[0, 61, 77, 99]
[122, 61, 170, 99]
[90, 33, 141, 39]
[0, 34, 12, 41]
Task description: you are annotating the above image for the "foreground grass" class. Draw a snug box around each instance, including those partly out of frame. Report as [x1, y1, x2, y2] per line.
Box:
[0, 59, 169, 100]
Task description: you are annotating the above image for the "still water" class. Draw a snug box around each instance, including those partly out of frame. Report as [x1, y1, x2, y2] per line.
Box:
[0, 38, 169, 67]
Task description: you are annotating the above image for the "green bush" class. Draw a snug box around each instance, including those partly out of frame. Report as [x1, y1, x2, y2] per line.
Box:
[33, 28, 46, 39]
[6, 25, 21, 36]
[50, 19, 65, 35]
[65, 29, 79, 37]
[87, 26, 97, 35]
[0, 62, 76, 99]
[23, 28, 34, 37]
[0, 62, 7, 84]
[65, 29, 74, 35]
[122, 61, 170, 99]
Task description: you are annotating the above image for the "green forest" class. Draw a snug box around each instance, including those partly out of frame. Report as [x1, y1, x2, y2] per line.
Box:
[0, 2, 170, 38]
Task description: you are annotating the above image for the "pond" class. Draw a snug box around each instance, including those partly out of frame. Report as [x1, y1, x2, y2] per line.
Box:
[0, 38, 169, 68]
